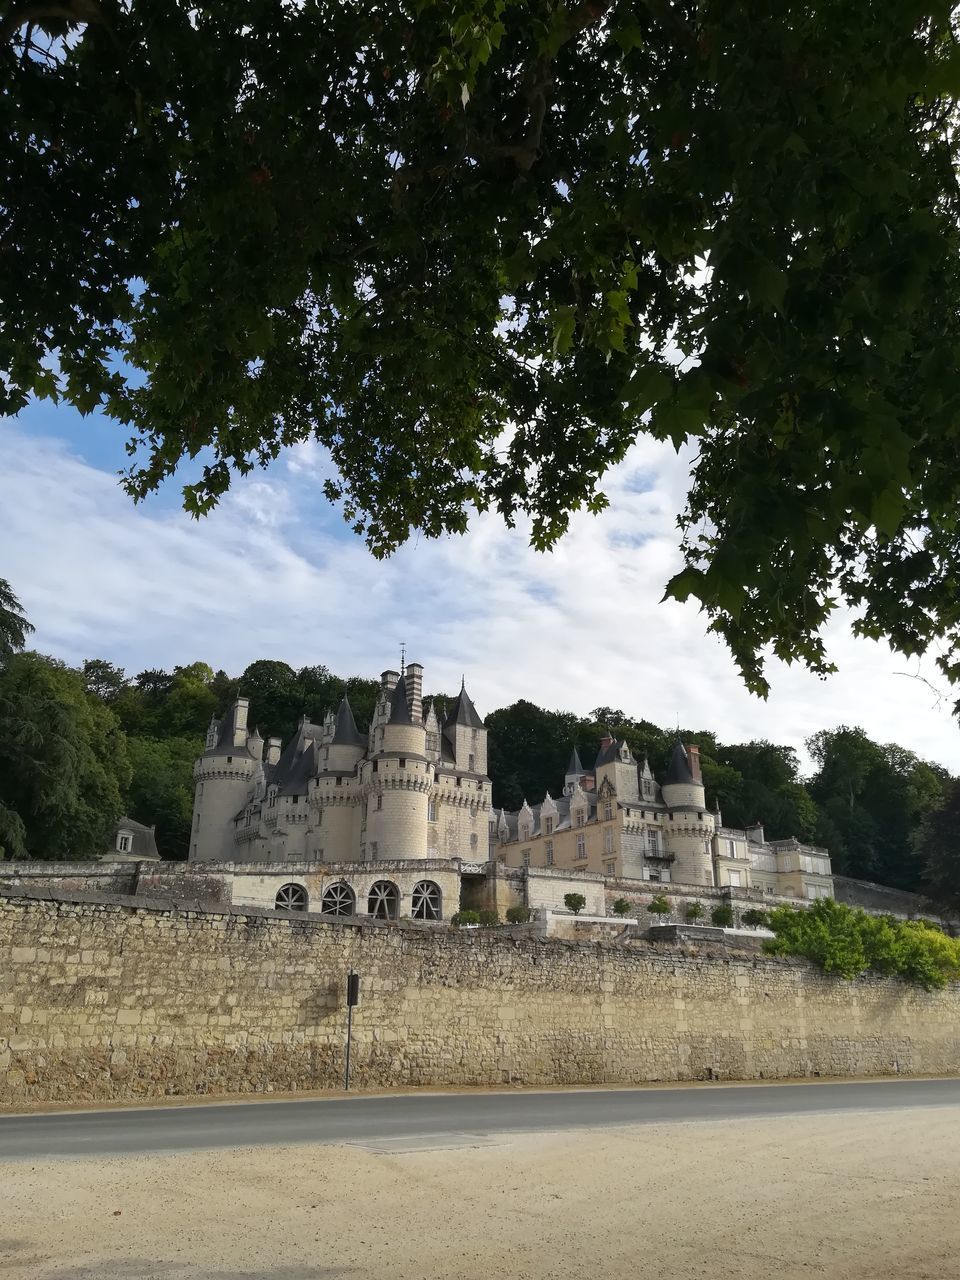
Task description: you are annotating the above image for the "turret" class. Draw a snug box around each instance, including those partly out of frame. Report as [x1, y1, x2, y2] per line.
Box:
[190, 696, 257, 862]
[564, 745, 585, 795]
[363, 674, 430, 860]
[381, 674, 427, 757]
[441, 679, 487, 774]
[247, 727, 264, 762]
[660, 741, 706, 811]
[595, 736, 640, 803]
[660, 741, 713, 886]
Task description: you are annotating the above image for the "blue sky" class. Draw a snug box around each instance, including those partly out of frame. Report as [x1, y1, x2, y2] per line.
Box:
[3, 399, 959, 776]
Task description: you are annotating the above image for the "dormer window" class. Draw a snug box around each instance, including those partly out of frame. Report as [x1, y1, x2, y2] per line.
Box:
[116, 832, 132, 853]
[545, 817, 554, 835]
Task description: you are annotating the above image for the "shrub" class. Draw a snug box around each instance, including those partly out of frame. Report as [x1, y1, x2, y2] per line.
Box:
[684, 902, 704, 922]
[741, 908, 769, 929]
[763, 900, 960, 989]
[505, 905, 531, 924]
[564, 892, 587, 915]
[647, 894, 671, 919]
[612, 898, 632, 917]
[478, 909, 500, 926]
[710, 903, 734, 927]
[451, 910, 480, 927]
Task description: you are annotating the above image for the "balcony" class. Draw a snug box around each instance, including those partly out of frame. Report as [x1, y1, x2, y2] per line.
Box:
[646, 848, 676, 862]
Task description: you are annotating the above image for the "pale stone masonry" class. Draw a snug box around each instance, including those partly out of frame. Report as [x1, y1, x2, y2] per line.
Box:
[2, 891, 959, 1105]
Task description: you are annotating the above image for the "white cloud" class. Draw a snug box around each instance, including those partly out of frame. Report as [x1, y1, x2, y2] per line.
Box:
[2, 420, 958, 775]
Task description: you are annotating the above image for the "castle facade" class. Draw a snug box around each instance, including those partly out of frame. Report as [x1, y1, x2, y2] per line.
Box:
[189, 660, 833, 907]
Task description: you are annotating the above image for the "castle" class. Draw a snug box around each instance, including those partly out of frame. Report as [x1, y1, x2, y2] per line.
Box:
[189, 659, 834, 915]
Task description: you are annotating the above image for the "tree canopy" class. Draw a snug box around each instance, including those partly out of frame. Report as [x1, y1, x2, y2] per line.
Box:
[6, 3, 960, 697]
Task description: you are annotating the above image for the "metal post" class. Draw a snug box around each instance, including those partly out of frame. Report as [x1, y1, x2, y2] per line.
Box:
[344, 969, 359, 1091]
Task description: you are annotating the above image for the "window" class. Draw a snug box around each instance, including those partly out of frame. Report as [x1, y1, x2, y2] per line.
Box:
[199, 783, 204, 797]
[321, 881, 355, 917]
[426, 731, 439, 753]
[726, 838, 736, 858]
[522, 849, 531, 868]
[376, 794, 383, 811]
[603, 801, 613, 821]
[765, 886, 775, 895]
[455, 776, 462, 788]
[367, 880, 399, 920]
[647, 868, 661, 882]
[317, 810, 323, 826]
[275, 883, 308, 912]
[372, 760, 378, 773]
[576, 834, 586, 859]
[604, 829, 614, 854]
[468, 753, 475, 771]
[545, 841, 554, 866]
[335, 776, 342, 786]
[428, 798, 438, 822]
[117, 832, 131, 853]
[226, 756, 232, 764]
[575, 810, 585, 827]
[370, 840, 379, 860]
[399, 758, 406, 769]
[470, 832, 479, 849]
[728, 870, 742, 888]
[292, 795, 299, 804]
[647, 829, 660, 855]
[411, 880, 442, 921]
[314, 848, 324, 860]
[605, 862, 616, 877]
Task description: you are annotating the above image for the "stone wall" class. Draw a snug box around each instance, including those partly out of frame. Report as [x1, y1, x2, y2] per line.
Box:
[2, 890, 960, 1105]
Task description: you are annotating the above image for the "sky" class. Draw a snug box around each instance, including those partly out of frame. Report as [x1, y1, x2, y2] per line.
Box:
[2, 399, 958, 776]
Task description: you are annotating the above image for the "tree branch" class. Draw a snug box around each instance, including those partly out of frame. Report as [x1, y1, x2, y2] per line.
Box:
[1, 0, 102, 44]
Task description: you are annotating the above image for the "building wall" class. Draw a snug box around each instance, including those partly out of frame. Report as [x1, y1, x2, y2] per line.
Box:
[4, 892, 960, 1105]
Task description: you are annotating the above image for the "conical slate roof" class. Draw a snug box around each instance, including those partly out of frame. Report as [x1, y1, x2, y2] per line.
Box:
[388, 676, 413, 725]
[443, 680, 484, 729]
[566, 746, 584, 776]
[332, 695, 365, 747]
[664, 741, 694, 785]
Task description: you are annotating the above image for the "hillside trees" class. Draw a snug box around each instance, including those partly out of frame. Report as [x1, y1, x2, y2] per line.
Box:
[6, 5, 960, 699]
[0, 578, 33, 660]
[0, 652, 131, 859]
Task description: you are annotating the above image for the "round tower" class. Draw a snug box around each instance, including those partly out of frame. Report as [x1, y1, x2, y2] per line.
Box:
[190, 698, 257, 862]
[659, 742, 713, 885]
[363, 673, 431, 860]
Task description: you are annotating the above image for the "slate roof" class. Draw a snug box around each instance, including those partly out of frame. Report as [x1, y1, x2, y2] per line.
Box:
[566, 746, 584, 776]
[202, 703, 252, 759]
[594, 736, 620, 768]
[388, 676, 413, 725]
[331, 696, 366, 747]
[664, 741, 694, 785]
[111, 817, 160, 860]
[443, 681, 484, 730]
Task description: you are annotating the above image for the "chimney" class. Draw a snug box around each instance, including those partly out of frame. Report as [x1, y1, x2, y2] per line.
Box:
[686, 743, 702, 783]
[405, 662, 423, 723]
[746, 821, 765, 846]
[233, 697, 249, 746]
[599, 732, 614, 753]
[266, 736, 282, 766]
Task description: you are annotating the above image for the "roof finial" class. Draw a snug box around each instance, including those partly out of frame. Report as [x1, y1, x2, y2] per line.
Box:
[461, 673, 466, 689]
[400, 640, 406, 669]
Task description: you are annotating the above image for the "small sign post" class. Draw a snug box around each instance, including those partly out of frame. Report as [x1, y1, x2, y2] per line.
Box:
[344, 970, 359, 1091]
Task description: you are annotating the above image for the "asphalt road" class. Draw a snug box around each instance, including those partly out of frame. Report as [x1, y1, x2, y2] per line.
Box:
[2, 1077, 959, 1161]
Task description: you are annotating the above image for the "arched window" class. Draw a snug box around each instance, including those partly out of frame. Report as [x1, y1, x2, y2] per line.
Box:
[411, 880, 442, 921]
[275, 883, 308, 912]
[367, 880, 399, 921]
[321, 881, 356, 917]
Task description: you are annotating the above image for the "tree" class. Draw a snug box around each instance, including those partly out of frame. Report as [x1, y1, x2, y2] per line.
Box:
[741, 908, 769, 929]
[82, 658, 127, 703]
[0, 579, 33, 661]
[7, 5, 960, 696]
[612, 897, 632, 917]
[710, 903, 734, 928]
[564, 892, 587, 916]
[684, 902, 704, 923]
[647, 893, 671, 921]
[124, 735, 199, 860]
[0, 652, 131, 860]
[919, 780, 960, 913]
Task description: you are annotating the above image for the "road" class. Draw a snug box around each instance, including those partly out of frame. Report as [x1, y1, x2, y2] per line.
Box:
[2, 1076, 958, 1160]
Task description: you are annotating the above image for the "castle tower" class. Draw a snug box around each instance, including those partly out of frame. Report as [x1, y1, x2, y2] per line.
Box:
[442, 679, 487, 774]
[595, 737, 640, 803]
[314, 695, 366, 861]
[564, 745, 585, 796]
[363, 672, 431, 860]
[660, 741, 715, 885]
[190, 697, 258, 862]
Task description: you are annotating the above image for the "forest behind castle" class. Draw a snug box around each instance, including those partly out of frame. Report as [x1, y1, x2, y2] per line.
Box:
[2, 581, 959, 906]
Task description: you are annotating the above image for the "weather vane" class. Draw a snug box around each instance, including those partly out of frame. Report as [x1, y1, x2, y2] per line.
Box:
[400, 640, 406, 669]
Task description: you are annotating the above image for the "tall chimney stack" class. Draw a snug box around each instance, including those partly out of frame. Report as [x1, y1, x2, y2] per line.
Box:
[405, 662, 423, 723]
[686, 743, 702, 783]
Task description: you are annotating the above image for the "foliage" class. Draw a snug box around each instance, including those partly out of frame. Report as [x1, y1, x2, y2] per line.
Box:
[451, 910, 480, 926]
[647, 894, 671, 918]
[741, 908, 769, 929]
[710, 903, 734, 927]
[0, 652, 131, 860]
[919, 780, 960, 913]
[612, 897, 632, 917]
[124, 735, 201, 860]
[505, 905, 531, 923]
[478, 908, 500, 926]
[764, 899, 960, 989]
[683, 902, 704, 922]
[8, 5, 960, 694]
[564, 893, 587, 915]
[0, 579, 33, 661]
